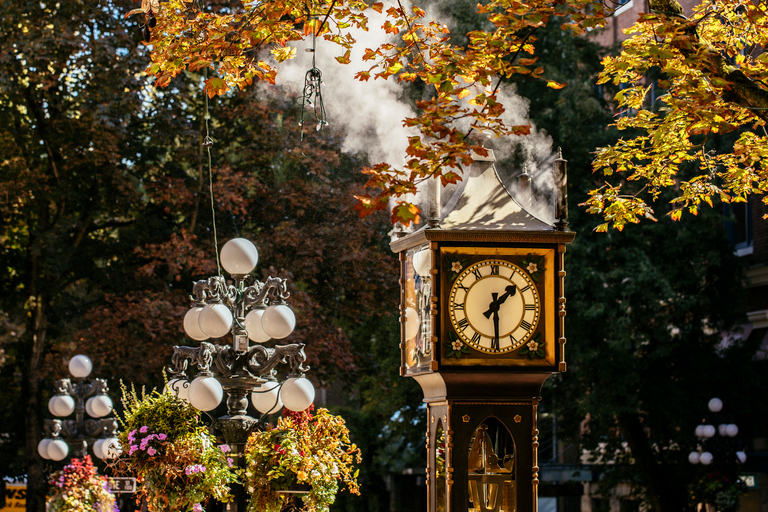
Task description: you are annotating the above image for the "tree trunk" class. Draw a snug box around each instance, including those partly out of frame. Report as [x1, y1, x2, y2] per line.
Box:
[24, 295, 47, 512]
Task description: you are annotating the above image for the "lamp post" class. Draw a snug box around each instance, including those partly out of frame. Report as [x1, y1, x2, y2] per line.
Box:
[37, 354, 122, 462]
[688, 398, 747, 467]
[688, 398, 748, 512]
[166, 238, 316, 512]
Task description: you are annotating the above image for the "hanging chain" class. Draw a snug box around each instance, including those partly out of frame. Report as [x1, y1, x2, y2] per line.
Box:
[299, 28, 328, 141]
[202, 69, 222, 276]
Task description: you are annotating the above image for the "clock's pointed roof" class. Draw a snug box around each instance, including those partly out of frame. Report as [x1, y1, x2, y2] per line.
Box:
[390, 150, 574, 253]
[438, 152, 551, 232]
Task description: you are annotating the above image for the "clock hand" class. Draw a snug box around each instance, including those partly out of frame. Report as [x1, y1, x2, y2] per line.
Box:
[492, 294, 501, 351]
[483, 285, 517, 319]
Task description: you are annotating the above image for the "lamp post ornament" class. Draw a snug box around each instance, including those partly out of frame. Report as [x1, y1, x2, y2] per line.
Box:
[38, 354, 121, 462]
[165, 237, 316, 512]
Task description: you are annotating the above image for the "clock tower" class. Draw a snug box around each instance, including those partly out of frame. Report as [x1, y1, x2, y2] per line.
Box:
[391, 147, 573, 512]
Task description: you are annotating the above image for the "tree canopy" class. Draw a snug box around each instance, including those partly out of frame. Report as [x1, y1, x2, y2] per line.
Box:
[130, 0, 768, 227]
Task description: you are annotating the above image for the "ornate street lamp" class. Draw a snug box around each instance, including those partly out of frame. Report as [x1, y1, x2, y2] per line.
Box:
[38, 354, 121, 462]
[166, 238, 315, 512]
[166, 236, 315, 437]
[688, 398, 747, 466]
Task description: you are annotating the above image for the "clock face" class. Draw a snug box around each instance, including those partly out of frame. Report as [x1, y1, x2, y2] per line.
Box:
[449, 259, 540, 353]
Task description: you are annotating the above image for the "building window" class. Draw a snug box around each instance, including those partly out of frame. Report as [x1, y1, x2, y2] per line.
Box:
[612, 0, 634, 16]
[724, 201, 753, 256]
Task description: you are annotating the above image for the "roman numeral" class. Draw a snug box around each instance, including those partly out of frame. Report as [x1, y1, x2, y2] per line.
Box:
[457, 318, 469, 331]
[490, 264, 499, 275]
[472, 268, 483, 280]
[509, 334, 517, 344]
[453, 302, 464, 311]
[520, 320, 532, 331]
[525, 304, 535, 311]
[471, 331, 481, 344]
[458, 283, 469, 292]
[520, 285, 530, 293]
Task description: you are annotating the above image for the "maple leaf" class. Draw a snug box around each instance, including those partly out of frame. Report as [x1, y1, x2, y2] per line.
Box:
[335, 50, 351, 65]
[390, 202, 421, 226]
[203, 77, 229, 98]
[546, 80, 567, 89]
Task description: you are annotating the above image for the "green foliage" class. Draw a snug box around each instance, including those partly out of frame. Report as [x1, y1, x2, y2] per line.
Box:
[243, 407, 361, 512]
[113, 386, 236, 512]
[118, 383, 204, 443]
[689, 471, 747, 512]
[585, 0, 768, 227]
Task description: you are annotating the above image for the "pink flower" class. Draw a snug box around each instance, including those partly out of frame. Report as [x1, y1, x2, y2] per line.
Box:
[219, 444, 231, 453]
[139, 426, 149, 434]
[192, 503, 203, 512]
[147, 447, 157, 456]
[157, 433, 167, 441]
[227, 458, 233, 467]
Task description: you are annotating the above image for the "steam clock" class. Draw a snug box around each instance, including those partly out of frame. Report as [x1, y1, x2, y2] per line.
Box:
[391, 148, 573, 512]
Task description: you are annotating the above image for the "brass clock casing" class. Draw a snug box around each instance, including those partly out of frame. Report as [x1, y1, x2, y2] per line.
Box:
[448, 258, 541, 354]
[440, 246, 557, 368]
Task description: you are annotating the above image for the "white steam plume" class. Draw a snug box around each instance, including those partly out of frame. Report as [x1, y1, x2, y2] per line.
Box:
[269, 1, 557, 225]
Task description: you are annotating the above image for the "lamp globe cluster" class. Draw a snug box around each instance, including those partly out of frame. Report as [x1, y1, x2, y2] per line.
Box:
[168, 238, 315, 418]
[182, 238, 296, 342]
[38, 355, 121, 461]
[688, 397, 747, 466]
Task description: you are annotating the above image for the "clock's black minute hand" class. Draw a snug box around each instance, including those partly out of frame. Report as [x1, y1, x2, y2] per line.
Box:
[483, 285, 517, 319]
[483, 285, 517, 351]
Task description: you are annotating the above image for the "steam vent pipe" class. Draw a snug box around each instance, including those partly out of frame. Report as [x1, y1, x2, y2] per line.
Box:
[554, 148, 568, 230]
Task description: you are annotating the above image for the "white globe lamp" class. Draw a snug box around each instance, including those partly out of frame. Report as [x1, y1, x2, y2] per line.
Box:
[688, 451, 701, 464]
[47, 439, 69, 461]
[103, 437, 122, 459]
[708, 398, 723, 413]
[412, 249, 432, 277]
[165, 379, 190, 402]
[188, 376, 224, 411]
[198, 303, 233, 338]
[700, 452, 714, 465]
[404, 307, 420, 340]
[736, 451, 747, 463]
[251, 381, 283, 414]
[184, 307, 209, 340]
[220, 238, 259, 275]
[93, 438, 106, 460]
[281, 377, 315, 412]
[86, 395, 113, 418]
[48, 395, 75, 417]
[38, 439, 52, 459]
[725, 424, 739, 437]
[262, 304, 296, 339]
[69, 355, 93, 379]
[702, 425, 716, 438]
[244, 309, 271, 342]
[695, 425, 705, 437]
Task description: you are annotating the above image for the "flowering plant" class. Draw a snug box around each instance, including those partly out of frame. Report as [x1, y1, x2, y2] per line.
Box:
[243, 406, 361, 512]
[689, 470, 746, 512]
[47, 455, 117, 512]
[111, 385, 237, 512]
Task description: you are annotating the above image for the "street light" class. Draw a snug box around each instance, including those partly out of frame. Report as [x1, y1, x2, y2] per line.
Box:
[38, 355, 121, 462]
[166, 238, 315, 510]
[688, 397, 747, 467]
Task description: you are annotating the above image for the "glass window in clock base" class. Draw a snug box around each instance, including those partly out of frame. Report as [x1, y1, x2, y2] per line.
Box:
[467, 418, 516, 512]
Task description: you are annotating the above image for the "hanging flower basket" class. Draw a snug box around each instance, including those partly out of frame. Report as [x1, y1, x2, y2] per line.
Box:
[111, 385, 237, 512]
[47, 455, 117, 512]
[243, 406, 361, 512]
